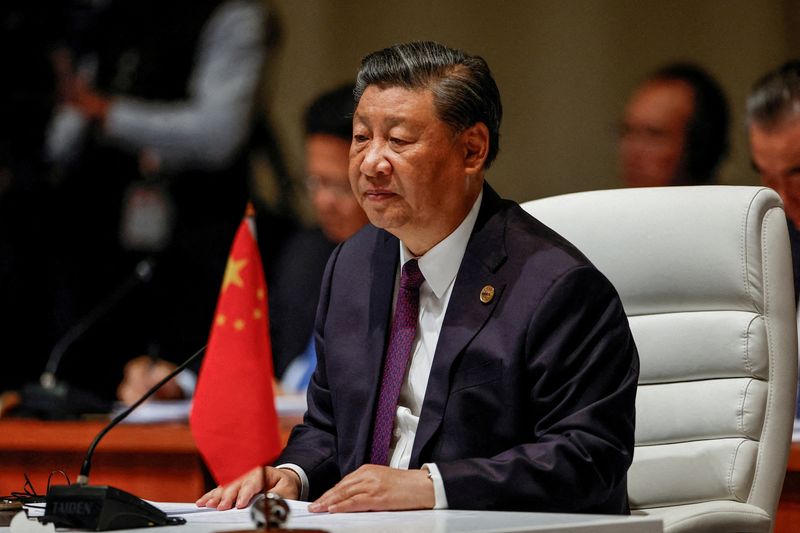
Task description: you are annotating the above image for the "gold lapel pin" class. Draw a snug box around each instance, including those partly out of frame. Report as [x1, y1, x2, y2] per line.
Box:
[480, 285, 495, 304]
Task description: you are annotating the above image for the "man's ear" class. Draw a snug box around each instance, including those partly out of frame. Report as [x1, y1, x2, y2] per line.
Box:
[461, 122, 490, 174]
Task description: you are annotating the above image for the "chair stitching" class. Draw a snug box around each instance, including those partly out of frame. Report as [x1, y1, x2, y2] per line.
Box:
[739, 191, 756, 309]
[743, 315, 758, 376]
[749, 204, 780, 506]
[737, 381, 745, 436]
[727, 438, 748, 501]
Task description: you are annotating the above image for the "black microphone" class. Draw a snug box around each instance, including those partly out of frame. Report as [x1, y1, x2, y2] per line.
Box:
[19, 258, 155, 419]
[42, 344, 206, 531]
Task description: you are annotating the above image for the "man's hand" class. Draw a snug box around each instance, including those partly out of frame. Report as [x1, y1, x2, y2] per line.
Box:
[117, 355, 184, 405]
[196, 466, 301, 510]
[308, 465, 434, 513]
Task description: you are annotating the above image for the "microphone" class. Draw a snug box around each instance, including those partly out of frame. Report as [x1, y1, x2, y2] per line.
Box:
[19, 258, 155, 419]
[42, 344, 206, 531]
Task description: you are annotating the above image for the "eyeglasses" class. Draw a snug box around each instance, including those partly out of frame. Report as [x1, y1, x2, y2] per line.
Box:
[304, 175, 354, 199]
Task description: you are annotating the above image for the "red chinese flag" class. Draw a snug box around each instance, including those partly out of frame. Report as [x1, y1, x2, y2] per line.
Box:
[190, 208, 281, 485]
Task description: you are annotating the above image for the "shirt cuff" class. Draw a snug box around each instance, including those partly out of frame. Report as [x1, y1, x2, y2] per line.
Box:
[276, 463, 309, 501]
[422, 463, 448, 509]
[175, 369, 197, 397]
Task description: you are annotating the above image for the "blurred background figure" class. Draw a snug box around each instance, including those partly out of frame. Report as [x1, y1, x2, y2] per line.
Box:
[34, 0, 289, 410]
[266, 82, 368, 393]
[118, 83, 367, 401]
[619, 63, 730, 187]
[747, 59, 800, 418]
[747, 60, 800, 300]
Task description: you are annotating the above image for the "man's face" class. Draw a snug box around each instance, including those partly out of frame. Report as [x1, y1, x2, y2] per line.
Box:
[750, 117, 800, 229]
[306, 133, 368, 243]
[619, 79, 695, 187]
[349, 85, 483, 255]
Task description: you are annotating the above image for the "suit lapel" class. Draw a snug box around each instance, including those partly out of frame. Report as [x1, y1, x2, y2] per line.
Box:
[410, 185, 508, 467]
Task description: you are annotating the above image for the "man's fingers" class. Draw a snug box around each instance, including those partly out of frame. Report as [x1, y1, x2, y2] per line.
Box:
[263, 467, 301, 500]
[310, 465, 433, 513]
[195, 467, 266, 510]
[310, 473, 365, 512]
[234, 475, 264, 508]
[196, 486, 224, 508]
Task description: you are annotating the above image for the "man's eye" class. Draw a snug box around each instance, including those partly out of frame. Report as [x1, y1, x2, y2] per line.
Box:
[390, 137, 409, 146]
[353, 134, 369, 143]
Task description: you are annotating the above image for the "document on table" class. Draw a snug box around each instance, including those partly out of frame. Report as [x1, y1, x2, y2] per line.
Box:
[153, 499, 313, 524]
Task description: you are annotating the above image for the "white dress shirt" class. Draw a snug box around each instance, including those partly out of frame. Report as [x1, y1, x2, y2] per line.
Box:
[282, 191, 483, 507]
[389, 191, 483, 508]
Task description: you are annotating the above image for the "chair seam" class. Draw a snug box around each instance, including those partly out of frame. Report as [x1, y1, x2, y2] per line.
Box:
[749, 204, 780, 506]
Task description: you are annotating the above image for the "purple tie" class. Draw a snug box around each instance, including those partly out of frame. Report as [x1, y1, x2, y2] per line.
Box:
[369, 259, 425, 465]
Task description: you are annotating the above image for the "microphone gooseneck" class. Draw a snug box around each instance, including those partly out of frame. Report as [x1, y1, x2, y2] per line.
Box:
[41, 258, 156, 389]
[76, 344, 206, 485]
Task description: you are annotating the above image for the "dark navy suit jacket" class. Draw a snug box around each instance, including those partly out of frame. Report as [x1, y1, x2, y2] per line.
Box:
[277, 183, 639, 513]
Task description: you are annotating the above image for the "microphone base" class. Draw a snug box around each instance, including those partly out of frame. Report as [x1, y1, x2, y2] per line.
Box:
[43, 484, 185, 530]
[17, 382, 111, 420]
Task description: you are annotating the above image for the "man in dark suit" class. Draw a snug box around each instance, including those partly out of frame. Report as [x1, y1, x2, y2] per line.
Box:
[198, 41, 638, 514]
[747, 60, 800, 414]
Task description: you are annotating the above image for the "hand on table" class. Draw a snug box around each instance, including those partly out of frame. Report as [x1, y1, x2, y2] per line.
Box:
[196, 466, 300, 510]
[117, 355, 183, 405]
[309, 464, 434, 513]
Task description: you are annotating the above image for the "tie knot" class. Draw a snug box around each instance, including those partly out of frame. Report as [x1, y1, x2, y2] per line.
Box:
[400, 259, 425, 290]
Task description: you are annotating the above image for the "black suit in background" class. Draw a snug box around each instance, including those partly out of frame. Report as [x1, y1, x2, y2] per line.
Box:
[263, 226, 336, 377]
[278, 184, 639, 513]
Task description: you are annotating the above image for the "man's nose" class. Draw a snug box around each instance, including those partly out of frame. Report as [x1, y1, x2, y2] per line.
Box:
[360, 140, 391, 177]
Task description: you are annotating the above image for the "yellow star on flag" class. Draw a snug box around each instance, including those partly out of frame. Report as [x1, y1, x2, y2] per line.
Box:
[222, 257, 248, 292]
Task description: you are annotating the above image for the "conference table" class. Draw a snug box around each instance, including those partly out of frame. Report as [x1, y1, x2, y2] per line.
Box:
[0, 418, 797, 532]
[4, 506, 664, 533]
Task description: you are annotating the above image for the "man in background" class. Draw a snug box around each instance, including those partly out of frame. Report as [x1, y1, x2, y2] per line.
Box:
[747, 61, 800, 388]
[118, 83, 368, 401]
[43, 0, 273, 405]
[619, 63, 729, 187]
[268, 83, 369, 392]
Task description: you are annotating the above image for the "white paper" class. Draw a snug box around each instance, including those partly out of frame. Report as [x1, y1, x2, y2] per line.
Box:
[113, 393, 307, 424]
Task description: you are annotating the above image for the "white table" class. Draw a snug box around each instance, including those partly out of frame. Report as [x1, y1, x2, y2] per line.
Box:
[6, 506, 663, 533]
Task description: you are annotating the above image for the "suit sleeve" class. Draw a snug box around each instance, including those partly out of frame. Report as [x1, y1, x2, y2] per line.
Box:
[274, 244, 342, 495]
[437, 265, 638, 513]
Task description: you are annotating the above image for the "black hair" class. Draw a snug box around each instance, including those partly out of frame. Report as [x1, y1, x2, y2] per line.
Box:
[304, 82, 357, 142]
[747, 60, 800, 129]
[354, 41, 502, 168]
[649, 63, 730, 185]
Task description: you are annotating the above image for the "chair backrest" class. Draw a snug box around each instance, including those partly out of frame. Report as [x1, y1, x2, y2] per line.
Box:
[522, 186, 797, 532]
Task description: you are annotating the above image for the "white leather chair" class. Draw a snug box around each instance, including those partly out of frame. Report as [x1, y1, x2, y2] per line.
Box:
[522, 186, 797, 533]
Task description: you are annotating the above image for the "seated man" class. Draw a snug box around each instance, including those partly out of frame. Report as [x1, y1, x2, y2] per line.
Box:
[746, 60, 800, 413]
[198, 41, 639, 514]
[619, 63, 729, 187]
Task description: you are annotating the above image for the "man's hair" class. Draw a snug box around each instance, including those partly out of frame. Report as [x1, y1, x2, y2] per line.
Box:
[649, 63, 730, 185]
[354, 41, 502, 168]
[304, 82, 357, 142]
[747, 60, 800, 129]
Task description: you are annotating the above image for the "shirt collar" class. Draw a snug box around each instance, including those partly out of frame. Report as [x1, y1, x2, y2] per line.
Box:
[399, 190, 483, 299]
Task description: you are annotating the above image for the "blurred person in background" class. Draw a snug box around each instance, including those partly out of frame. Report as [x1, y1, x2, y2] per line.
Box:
[271, 83, 369, 393]
[118, 83, 368, 401]
[747, 60, 800, 417]
[44, 0, 283, 406]
[619, 63, 729, 187]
